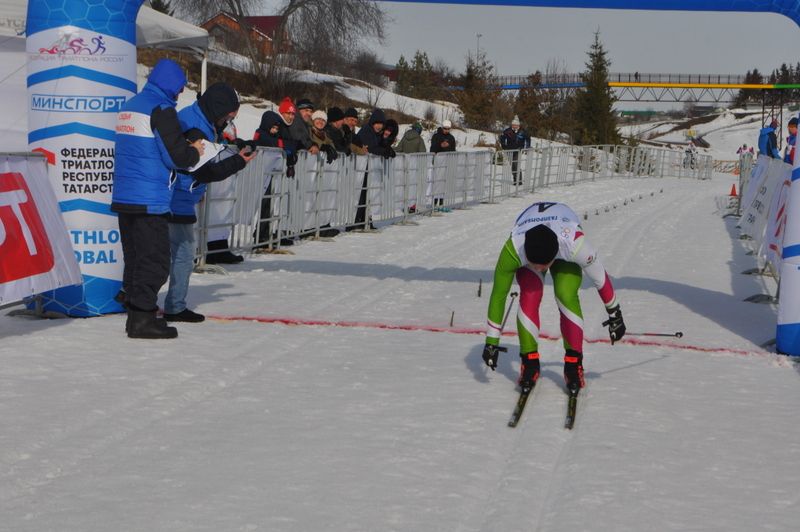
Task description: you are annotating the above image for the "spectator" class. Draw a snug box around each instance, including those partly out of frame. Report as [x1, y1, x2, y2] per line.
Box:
[290, 98, 319, 154]
[165, 83, 256, 323]
[430, 119, 456, 211]
[344, 107, 368, 155]
[736, 143, 751, 155]
[112, 59, 202, 339]
[785, 117, 797, 165]
[309, 110, 339, 164]
[380, 118, 399, 158]
[430, 119, 456, 154]
[254, 98, 299, 247]
[352, 108, 387, 229]
[758, 118, 781, 159]
[396, 122, 427, 153]
[499, 115, 532, 185]
[324, 107, 351, 155]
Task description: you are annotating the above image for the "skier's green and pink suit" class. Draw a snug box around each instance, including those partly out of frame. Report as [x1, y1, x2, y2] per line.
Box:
[486, 202, 618, 356]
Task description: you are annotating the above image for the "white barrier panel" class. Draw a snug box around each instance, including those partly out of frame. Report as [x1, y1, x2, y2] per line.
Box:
[26, 0, 144, 315]
[777, 114, 800, 356]
[0, 153, 81, 304]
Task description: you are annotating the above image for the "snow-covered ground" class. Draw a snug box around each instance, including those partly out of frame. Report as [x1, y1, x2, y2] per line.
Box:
[2, 172, 798, 531]
[3, 38, 798, 530]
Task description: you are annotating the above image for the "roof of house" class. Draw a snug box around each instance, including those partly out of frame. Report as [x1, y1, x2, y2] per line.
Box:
[242, 16, 283, 36]
[202, 12, 284, 41]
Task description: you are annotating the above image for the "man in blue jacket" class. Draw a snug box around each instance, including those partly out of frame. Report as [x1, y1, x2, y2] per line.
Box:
[112, 59, 203, 339]
[758, 118, 781, 159]
[164, 82, 256, 323]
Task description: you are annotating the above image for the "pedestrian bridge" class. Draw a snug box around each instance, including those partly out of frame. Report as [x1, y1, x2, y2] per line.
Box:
[491, 72, 800, 102]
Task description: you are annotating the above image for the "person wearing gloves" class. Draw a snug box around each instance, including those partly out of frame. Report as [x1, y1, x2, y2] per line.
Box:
[308, 110, 339, 164]
[112, 59, 203, 339]
[164, 82, 256, 323]
[481, 201, 626, 394]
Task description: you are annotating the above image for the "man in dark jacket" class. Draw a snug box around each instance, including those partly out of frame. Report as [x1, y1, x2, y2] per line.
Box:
[429, 119, 456, 210]
[500, 116, 532, 185]
[430, 119, 456, 154]
[164, 83, 255, 324]
[325, 107, 350, 154]
[352, 109, 388, 229]
[290, 98, 318, 154]
[112, 59, 203, 339]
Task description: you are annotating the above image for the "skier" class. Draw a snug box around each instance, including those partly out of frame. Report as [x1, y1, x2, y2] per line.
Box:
[481, 201, 626, 392]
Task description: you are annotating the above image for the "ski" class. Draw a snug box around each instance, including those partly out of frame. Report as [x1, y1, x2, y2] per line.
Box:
[508, 385, 534, 428]
[564, 388, 579, 430]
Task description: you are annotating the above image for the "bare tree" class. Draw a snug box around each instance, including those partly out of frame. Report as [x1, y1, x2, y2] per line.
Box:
[280, 0, 386, 73]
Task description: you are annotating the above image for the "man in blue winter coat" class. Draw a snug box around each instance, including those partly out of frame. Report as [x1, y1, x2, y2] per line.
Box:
[163, 82, 256, 324]
[112, 59, 203, 339]
[758, 118, 782, 159]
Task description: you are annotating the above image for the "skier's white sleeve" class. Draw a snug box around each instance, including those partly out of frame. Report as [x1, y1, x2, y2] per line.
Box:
[571, 236, 618, 309]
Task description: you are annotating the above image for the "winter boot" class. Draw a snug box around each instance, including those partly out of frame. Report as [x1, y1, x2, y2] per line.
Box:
[126, 309, 178, 339]
[206, 239, 244, 264]
[518, 352, 540, 390]
[163, 308, 205, 323]
[563, 349, 585, 392]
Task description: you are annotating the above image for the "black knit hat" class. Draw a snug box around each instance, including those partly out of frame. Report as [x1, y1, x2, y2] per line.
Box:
[327, 106, 345, 122]
[198, 82, 240, 123]
[344, 107, 359, 119]
[790, 117, 799, 127]
[524, 225, 559, 265]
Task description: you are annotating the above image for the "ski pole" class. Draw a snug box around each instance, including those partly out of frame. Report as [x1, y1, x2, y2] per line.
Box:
[626, 331, 684, 338]
[486, 292, 518, 370]
[500, 292, 519, 332]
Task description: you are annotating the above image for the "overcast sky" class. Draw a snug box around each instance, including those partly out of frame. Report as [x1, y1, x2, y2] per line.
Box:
[262, 1, 800, 77]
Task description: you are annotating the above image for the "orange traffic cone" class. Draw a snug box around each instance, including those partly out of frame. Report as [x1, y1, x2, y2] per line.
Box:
[729, 184, 738, 197]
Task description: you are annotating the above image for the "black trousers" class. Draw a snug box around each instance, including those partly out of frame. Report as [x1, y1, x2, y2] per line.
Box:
[118, 212, 170, 312]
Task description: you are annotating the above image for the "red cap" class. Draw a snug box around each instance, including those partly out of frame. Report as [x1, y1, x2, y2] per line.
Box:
[278, 97, 296, 114]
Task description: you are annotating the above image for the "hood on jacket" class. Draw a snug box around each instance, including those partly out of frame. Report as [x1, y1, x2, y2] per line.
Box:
[258, 111, 283, 133]
[383, 119, 399, 144]
[147, 59, 187, 100]
[198, 82, 240, 125]
[368, 108, 386, 126]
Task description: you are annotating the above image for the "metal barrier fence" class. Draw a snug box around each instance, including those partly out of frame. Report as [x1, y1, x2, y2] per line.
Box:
[194, 143, 712, 262]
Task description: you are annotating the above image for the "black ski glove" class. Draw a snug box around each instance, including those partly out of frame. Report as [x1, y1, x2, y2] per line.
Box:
[286, 165, 295, 178]
[384, 146, 396, 159]
[602, 305, 626, 345]
[321, 144, 338, 164]
[482, 344, 507, 371]
[286, 152, 298, 167]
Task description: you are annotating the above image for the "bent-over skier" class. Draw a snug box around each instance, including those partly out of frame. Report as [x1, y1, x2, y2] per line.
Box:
[481, 201, 626, 392]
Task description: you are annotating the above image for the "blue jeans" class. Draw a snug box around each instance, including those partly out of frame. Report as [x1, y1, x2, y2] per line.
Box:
[164, 222, 196, 314]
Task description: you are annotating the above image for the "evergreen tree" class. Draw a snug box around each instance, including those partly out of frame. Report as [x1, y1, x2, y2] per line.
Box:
[514, 71, 545, 137]
[572, 31, 620, 145]
[395, 55, 411, 95]
[149, 0, 174, 15]
[455, 52, 500, 130]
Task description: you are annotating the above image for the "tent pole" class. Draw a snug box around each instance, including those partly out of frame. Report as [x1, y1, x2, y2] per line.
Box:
[201, 50, 208, 94]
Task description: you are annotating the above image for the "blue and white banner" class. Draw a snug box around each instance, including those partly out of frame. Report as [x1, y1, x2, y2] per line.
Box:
[777, 113, 800, 356]
[26, 0, 144, 316]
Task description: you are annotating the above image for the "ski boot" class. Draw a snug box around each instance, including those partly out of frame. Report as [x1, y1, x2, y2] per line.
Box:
[563, 349, 585, 393]
[518, 352, 540, 391]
